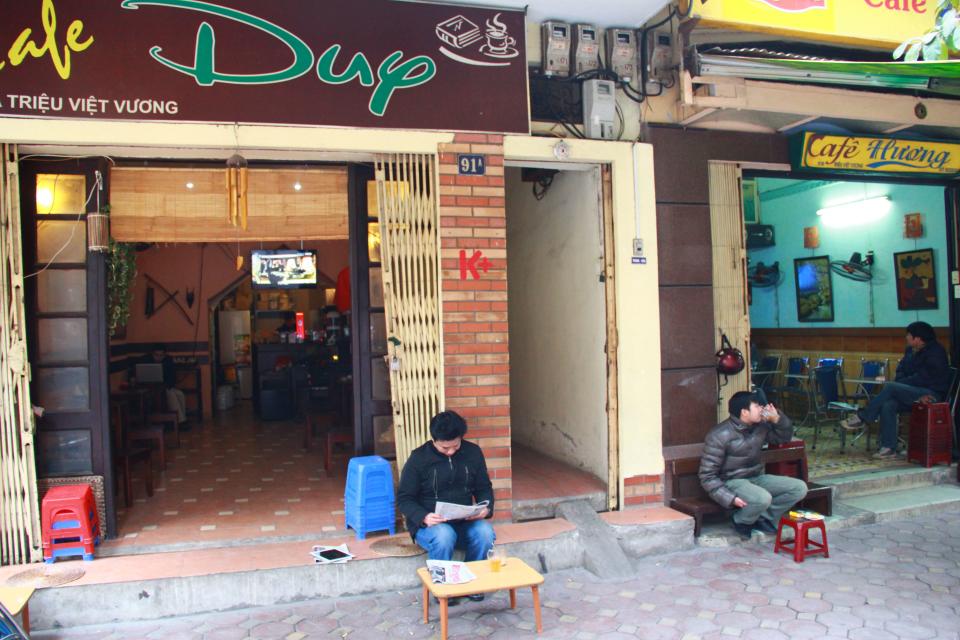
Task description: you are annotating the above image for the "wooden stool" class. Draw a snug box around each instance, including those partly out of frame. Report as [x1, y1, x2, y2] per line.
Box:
[774, 515, 829, 563]
[304, 412, 334, 450]
[325, 429, 354, 473]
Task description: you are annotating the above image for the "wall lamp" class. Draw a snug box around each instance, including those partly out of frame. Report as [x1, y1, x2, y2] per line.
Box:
[816, 196, 891, 229]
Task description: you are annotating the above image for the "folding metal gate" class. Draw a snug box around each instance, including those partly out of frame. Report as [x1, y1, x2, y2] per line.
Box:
[374, 154, 444, 468]
[0, 144, 42, 565]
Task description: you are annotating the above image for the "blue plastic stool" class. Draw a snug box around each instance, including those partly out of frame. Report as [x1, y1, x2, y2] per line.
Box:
[344, 456, 396, 540]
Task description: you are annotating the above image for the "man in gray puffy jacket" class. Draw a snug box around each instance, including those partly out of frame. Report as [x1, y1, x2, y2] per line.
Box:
[699, 391, 807, 539]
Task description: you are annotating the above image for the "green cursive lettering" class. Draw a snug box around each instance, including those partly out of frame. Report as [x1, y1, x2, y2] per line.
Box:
[316, 45, 374, 87]
[370, 51, 436, 117]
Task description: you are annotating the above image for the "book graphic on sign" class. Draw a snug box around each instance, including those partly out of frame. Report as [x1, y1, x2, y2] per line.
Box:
[437, 12, 518, 67]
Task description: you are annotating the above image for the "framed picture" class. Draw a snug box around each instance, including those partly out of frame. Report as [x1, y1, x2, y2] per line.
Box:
[742, 179, 760, 224]
[794, 255, 834, 322]
[894, 248, 938, 310]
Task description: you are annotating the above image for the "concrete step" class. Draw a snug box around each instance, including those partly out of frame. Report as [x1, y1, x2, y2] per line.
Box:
[513, 490, 606, 522]
[814, 463, 956, 499]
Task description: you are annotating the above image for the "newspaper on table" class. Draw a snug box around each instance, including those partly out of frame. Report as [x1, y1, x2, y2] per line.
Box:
[434, 500, 490, 521]
[311, 543, 353, 564]
[427, 560, 477, 585]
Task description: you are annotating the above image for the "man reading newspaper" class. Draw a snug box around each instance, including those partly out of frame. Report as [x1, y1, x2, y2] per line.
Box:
[398, 411, 495, 604]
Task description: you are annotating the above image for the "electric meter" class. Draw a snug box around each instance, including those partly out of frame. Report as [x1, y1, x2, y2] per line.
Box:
[541, 21, 571, 77]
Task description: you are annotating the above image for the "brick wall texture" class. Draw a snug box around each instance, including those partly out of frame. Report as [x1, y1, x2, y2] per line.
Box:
[437, 133, 512, 521]
[623, 474, 664, 507]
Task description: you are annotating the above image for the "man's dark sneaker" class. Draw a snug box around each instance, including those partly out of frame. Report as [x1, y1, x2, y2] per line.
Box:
[754, 518, 778, 535]
[732, 520, 754, 539]
[434, 596, 462, 607]
[467, 594, 485, 602]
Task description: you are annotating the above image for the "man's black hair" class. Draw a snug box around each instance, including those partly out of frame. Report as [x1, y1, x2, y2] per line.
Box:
[906, 321, 936, 344]
[430, 411, 468, 441]
[728, 391, 760, 419]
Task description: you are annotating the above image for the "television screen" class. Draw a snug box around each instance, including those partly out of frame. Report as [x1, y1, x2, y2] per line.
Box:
[251, 250, 317, 289]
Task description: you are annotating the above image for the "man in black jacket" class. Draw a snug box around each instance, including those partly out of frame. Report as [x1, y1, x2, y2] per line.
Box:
[700, 391, 807, 539]
[398, 411, 495, 591]
[842, 321, 951, 459]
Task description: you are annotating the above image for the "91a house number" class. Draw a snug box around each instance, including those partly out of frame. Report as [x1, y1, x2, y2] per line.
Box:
[457, 154, 486, 176]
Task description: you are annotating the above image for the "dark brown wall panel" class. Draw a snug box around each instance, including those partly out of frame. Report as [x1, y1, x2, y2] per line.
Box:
[661, 368, 718, 448]
[647, 126, 790, 203]
[659, 287, 716, 369]
[657, 204, 712, 286]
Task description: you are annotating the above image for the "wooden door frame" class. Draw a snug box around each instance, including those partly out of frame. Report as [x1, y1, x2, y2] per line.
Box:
[601, 165, 619, 510]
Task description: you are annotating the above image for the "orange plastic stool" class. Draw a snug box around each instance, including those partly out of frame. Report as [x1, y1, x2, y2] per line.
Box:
[774, 515, 828, 563]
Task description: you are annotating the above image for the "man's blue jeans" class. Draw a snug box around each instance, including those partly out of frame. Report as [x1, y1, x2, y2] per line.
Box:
[860, 381, 935, 450]
[414, 520, 496, 561]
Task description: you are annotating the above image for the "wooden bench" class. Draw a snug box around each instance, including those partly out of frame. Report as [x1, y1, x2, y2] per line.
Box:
[668, 445, 832, 537]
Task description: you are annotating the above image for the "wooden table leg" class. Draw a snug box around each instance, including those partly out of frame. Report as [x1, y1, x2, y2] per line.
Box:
[21, 602, 29, 635]
[440, 597, 449, 640]
[532, 585, 542, 633]
[422, 585, 429, 623]
[509, 588, 516, 609]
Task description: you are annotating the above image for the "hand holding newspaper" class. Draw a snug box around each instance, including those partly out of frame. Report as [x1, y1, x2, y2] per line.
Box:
[434, 500, 490, 521]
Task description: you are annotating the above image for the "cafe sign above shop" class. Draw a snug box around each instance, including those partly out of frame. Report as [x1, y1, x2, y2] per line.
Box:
[0, 0, 529, 133]
[680, 0, 936, 48]
[791, 132, 960, 177]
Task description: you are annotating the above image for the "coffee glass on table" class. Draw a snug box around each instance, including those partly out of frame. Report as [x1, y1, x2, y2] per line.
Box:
[487, 547, 504, 572]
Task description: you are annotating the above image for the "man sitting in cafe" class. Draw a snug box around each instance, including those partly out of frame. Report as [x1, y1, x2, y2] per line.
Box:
[841, 321, 950, 459]
[397, 411, 495, 604]
[700, 391, 807, 539]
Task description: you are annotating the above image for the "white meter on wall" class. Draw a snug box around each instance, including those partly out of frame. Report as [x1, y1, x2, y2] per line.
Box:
[582, 79, 616, 140]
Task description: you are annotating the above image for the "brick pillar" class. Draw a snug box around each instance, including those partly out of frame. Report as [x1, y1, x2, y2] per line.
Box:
[438, 133, 512, 521]
[623, 474, 664, 507]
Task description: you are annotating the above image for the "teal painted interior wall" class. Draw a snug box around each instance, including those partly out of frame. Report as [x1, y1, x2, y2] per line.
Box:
[748, 178, 948, 329]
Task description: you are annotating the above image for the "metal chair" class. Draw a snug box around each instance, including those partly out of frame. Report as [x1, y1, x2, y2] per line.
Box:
[812, 365, 859, 451]
[769, 356, 809, 415]
[751, 354, 782, 404]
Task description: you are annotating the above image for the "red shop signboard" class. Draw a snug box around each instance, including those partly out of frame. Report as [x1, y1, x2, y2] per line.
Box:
[0, 0, 529, 133]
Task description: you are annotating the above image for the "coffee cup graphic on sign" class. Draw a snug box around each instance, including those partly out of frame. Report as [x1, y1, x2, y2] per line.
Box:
[482, 13, 517, 58]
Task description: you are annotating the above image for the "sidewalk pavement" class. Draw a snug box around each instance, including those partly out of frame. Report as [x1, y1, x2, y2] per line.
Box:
[34, 510, 960, 640]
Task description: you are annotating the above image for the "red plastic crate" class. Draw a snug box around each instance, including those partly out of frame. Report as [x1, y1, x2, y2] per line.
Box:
[907, 402, 953, 468]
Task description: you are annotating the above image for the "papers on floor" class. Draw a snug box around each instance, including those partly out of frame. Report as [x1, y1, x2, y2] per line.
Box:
[427, 560, 477, 585]
[312, 544, 353, 564]
[434, 500, 490, 521]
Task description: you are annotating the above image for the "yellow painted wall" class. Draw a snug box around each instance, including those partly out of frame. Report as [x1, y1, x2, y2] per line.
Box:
[503, 136, 664, 506]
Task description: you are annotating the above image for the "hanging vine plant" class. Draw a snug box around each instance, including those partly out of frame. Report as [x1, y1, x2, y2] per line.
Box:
[106, 233, 137, 338]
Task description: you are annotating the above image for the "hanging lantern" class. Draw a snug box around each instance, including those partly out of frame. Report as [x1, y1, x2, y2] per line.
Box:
[87, 212, 109, 252]
[226, 153, 248, 231]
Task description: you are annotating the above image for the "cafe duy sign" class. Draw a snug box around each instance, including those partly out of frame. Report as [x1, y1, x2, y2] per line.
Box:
[792, 132, 960, 177]
[681, 0, 936, 49]
[0, 0, 529, 133]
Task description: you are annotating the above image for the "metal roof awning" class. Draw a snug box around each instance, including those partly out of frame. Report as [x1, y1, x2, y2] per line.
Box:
[694, 48, 960, 96]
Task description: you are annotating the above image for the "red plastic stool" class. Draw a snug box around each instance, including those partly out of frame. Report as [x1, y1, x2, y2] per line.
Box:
[774, 514, 829, 563]
[41, 485, 100, 563]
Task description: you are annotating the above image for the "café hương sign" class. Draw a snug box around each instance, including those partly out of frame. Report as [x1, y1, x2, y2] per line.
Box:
[791, 133, 960, 177]
[0, 0, 529, 133]
[680, 0, 936, 49]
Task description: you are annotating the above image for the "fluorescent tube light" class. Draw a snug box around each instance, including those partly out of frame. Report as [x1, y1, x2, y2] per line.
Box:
[816, 196, 891, 228]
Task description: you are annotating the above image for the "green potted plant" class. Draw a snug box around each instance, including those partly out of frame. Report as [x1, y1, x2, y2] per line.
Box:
[106, 236, 137, 338]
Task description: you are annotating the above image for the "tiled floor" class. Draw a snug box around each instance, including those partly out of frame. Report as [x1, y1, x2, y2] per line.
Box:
[798, 420, 915, 479]
[102, 406, 602, 554]
[101, 402, 348, 554]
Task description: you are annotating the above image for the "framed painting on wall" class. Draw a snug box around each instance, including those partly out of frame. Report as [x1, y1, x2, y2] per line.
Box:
[794, 255, 834, 322]
[742, 179, 760, 224]
[894, 248, 938, 310]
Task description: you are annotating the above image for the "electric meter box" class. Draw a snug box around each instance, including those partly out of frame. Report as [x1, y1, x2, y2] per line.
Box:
[541, 21, 571, 77]
[572, 23, 600, 75]
[646, 30, 673, 85]
[605, 28, 637, 82]
[582, 79, 616, 140]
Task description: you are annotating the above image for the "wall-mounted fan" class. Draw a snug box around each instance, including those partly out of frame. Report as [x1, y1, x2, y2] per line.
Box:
[747, 260, 782, 288]
[830, 251, 873, 282]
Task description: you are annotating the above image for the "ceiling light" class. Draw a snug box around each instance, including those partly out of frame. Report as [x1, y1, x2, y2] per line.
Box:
[185, 182, 195, 190]
[817, 196, 891, 228]
[293, 181, 302, 191]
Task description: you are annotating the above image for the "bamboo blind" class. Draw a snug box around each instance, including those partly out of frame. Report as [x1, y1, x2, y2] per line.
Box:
[709, 161, 752, 421]
[0, 144, 42, 565]
[109, 167, 348, 242]
[374, 154, 443, 469]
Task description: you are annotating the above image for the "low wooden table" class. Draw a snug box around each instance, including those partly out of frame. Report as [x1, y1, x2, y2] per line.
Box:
[417, 557, 544, 640]
[0, 585, 35, 634]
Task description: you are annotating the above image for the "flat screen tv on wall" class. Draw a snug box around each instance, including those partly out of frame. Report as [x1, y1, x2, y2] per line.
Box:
[251, 249, 317, 289]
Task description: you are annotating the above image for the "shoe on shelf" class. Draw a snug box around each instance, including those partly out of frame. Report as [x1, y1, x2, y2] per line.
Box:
[732, 519, 755, 540]
[872, 447, 896, 459]
[754, 518, 778, 535]
[840, 414, 864, 431]
[467, 594, 485, 602]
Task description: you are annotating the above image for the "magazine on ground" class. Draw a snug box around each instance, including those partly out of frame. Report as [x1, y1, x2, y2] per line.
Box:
[426, 560, 477, 585]
[311, 543, 353, 564]
[434, 500, 490, 521]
